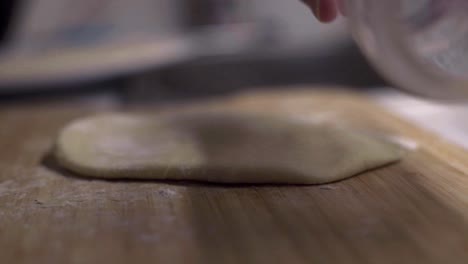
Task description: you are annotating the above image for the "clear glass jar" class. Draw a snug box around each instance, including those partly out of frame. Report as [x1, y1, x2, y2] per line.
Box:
[347, 0, 468, 100]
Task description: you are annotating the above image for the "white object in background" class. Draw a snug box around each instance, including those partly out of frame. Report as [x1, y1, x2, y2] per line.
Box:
[10, 0, 181, 53]
[348, 0, 468, 100]
[374, 89, 468, 150]
[0, 0, 192, 88]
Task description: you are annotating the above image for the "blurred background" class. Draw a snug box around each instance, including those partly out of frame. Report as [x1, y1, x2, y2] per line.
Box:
[0, 0, 387, 101]
[2, 1, 468, 160]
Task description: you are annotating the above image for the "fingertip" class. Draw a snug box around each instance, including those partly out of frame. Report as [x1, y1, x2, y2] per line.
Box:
[308, 0, 339, 23]
[319, 10, 338, 23]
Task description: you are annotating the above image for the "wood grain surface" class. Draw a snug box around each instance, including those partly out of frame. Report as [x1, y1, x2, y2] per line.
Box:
[1, 87, 468, 264]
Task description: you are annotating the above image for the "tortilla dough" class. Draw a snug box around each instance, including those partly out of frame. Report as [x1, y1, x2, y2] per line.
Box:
[54, 112, 402, 184]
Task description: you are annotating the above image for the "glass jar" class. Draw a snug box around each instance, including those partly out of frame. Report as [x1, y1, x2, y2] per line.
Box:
[347, 0, 468, 100]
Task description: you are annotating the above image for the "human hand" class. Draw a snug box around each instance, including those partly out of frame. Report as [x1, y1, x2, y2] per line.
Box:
[302, 0, 344, 23]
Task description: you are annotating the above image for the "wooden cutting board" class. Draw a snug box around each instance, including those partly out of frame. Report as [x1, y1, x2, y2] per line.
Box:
[1, 87, 468, 264]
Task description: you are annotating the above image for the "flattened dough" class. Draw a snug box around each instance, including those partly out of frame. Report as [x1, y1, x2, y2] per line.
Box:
[54, 112, 402, 184]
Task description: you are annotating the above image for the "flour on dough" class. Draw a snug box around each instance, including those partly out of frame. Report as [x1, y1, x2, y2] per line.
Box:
[54, 112, 403, 184]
